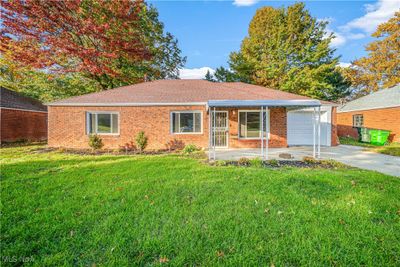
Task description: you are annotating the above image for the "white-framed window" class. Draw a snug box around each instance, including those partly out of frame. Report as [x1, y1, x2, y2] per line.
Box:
[86, 112, 119, 135]
[353, 114, 363, 127]
[238, 110, 269, 139]
[171, 111, 203, 134]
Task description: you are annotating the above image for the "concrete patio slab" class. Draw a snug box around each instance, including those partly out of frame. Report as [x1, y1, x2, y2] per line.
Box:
[209, 145, 400, 177]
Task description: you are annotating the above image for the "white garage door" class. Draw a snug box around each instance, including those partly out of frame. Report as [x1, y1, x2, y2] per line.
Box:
[287, 110, 331, 146]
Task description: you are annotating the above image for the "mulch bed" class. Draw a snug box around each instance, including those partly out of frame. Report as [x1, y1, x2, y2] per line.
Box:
[213, 159, 350, 169]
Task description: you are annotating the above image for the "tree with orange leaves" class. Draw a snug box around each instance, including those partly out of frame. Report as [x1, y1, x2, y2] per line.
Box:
[345, 11, 400, 95]
[1, 0, 185, 89]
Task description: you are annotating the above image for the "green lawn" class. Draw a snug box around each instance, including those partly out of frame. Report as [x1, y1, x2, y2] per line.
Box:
[1, 146, 400, 266]
[339, 137, 400, 157]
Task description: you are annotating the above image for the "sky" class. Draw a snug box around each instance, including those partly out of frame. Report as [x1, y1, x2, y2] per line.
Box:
[150, 0, 400, 79]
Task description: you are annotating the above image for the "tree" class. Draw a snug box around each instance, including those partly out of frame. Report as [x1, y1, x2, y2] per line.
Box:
[0, 0, 185, 90]
[323, 67, 352, 101]
[345, 11, 400, 94]
[204, 70, 215, 82]
[213, 67, 237, 82]
[0, 55, 100, 102]
[220, 3, 350, 100]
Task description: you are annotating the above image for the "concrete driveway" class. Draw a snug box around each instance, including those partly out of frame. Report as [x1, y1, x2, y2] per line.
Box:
[319, 145, 399, 177]
[210, 145, 400, 177]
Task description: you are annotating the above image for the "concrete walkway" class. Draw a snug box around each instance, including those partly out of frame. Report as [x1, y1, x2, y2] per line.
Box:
[210, 145, 400, 177]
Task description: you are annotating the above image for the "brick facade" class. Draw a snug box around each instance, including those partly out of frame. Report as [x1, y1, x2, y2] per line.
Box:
[48, 106, 292, 150]
[1, 108, 48, 143]
[337, 107, 400, 142]
[222, 107, 287, 148]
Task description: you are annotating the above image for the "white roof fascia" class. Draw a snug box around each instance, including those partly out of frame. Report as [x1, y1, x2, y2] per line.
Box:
[207, 99, 321, 107]
[338, 104, 400, 113]
[46, 102, 208, 107]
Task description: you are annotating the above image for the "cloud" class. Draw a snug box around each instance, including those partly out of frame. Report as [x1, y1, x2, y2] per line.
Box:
[340, 0, 400, 33]
[322, 0, 398, 48]
[233, 0, 259, 7]
[338, 62, 351, 68]
[179, 67, 215, 79]
[346, 33, 367, 40]
[330, 31, 347, 47]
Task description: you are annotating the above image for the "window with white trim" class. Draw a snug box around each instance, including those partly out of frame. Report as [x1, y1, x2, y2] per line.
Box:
[87, 112, 119, 135]
[238, 110, 268, 139]
[353, 114, 363, 127]
[171, 111, 202, 134]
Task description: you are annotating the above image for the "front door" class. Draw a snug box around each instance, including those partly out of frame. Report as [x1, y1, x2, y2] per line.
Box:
[212, 111, 229, 148]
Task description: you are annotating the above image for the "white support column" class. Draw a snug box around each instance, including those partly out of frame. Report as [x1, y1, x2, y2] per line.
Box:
[313, 107, 316, 158]
[265, 107, 268, 160]
[317, 106, 321, 158]
[213, 107, 216, 160]
[208, 108, 211, 161]
[261, 106, 264, 159]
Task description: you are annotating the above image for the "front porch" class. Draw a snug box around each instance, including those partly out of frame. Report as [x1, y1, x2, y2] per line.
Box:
[207, 99, 324, 161]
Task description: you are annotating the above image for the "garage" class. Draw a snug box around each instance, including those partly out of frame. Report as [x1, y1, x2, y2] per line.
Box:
[287, 107, 332, 146]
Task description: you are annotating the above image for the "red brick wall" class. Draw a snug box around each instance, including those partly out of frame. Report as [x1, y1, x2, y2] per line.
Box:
[48, 106, 289, 150]
[337, 107, 400, 142]
[1, 108, 48, 143]
[223, 107, 287, 148]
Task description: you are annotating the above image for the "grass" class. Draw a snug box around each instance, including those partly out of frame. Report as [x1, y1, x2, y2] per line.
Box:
[339, 137, 400, 157]
[1, 145, 400, 266]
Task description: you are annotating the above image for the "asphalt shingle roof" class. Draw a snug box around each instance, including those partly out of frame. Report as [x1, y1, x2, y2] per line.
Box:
[0, 87, 47, 112]
[338, 84, 400, 113]
[48, 80, 333, 106]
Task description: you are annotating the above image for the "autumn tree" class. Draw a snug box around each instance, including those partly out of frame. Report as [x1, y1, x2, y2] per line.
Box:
[0, 55, 100, 102]
[216, 3, 350, 101]
[345, 11, 400, 94]
[0, 0, 185, 90]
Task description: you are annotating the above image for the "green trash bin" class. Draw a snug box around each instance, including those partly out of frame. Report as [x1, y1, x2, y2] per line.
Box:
[369, 129, 390, 146]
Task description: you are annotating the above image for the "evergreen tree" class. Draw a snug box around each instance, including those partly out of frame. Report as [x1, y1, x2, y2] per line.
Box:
[224, 3, 350, 100]
[204, 70, 215, 82]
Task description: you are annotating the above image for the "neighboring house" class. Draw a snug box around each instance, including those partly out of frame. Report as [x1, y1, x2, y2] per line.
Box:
[337, 85, 400, 143]
[1, 87, 48, 143]
[47, 80, 338, 155]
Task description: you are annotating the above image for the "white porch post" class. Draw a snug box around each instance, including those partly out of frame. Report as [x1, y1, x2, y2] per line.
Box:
[261, 106, 264, 159]
[265, 107, 268, 160]
[213, 107, 216, 160]
[208, 107, 211, 161]
[317, 106, 321, 158]
[313, 107, 316, 158]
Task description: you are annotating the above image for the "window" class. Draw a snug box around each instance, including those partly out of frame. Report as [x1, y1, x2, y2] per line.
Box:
[87, 112, 119, 135]
[239, 110, 268, 139]
[171, 111, 202, 134]
[353, 114, 363, 127]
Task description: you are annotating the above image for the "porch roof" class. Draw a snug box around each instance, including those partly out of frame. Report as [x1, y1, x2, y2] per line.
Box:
[207, 99, 321, 108]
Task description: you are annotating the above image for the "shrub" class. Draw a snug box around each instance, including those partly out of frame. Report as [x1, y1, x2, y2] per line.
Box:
[320, 159, 347, 169]
[120, 141, 136, 153]
[88, 134, 104, 150]
[165, 139, 185, 152]
[268, 159, 279, 167]
[238, 157, 250, 166]
[135, 131, 148, 152]
[182, 144, 200, 154]
[250, 158, 263, 168]
[303, 156, 318, 164]
[215, 160, 228, 166]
